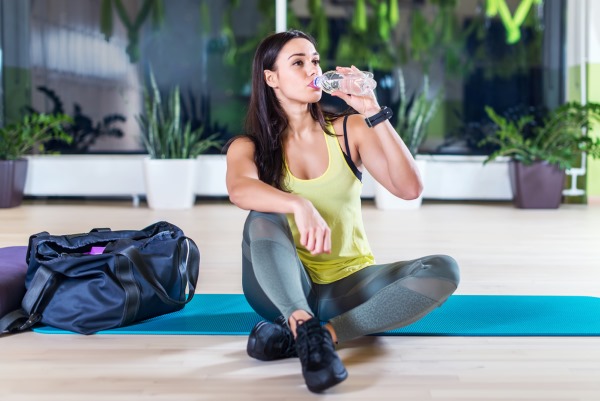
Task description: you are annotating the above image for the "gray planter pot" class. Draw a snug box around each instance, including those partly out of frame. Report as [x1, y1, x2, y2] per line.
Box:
[509, 161, 566, 209]
[0, 159, 28, 208]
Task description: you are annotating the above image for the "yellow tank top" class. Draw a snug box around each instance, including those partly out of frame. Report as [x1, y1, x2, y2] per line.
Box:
[284, 128, 375, 284]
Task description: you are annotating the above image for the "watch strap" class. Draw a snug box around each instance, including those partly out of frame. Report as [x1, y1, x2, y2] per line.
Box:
[365, 106, 393, 128]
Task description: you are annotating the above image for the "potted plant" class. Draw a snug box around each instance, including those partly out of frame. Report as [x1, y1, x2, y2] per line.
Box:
[0, 113, 71, 208]
[375, 69, 443, 210]
[137, 71, 222, 210]
[481, 102, 600, 208]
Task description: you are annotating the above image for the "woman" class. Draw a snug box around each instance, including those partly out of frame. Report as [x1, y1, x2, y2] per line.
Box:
[225, 30, 459, 393]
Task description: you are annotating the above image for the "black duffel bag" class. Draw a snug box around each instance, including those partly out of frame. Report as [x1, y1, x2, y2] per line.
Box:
[0, 221, 199, 335]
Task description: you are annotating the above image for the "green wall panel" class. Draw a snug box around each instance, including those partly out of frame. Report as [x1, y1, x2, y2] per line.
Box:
[586, 63, 600, 196]
[567, 65, 582, 102]
[2, 66, 31, 125]
[565, 64, 600, 198]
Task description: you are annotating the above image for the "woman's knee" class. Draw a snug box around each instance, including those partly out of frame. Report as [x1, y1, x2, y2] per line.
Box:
[423, 254, 460, 287]
[245, 211, 290, 241]
[398, 255, 459, 302]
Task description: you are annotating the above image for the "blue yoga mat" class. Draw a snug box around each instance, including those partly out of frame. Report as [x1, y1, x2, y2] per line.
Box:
[33, 294, 600, 336]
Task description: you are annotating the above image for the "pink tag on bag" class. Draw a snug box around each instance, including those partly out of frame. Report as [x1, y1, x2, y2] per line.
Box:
[85, 247, 106, 255]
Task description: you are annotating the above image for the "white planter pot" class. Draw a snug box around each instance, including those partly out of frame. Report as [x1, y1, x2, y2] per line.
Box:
[143, 158, 197, 209]
[25, 155, 146, 197]
[374, 159, 426, 210]
[195, 154, 228, 196]
[418, 154, 512, 200]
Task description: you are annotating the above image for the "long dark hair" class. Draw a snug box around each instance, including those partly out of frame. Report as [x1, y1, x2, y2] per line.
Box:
[227, 30, 347, 192]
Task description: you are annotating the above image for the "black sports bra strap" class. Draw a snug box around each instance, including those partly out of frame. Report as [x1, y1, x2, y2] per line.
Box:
[343, 115, 351, 159]
[341, 115, 362, 181]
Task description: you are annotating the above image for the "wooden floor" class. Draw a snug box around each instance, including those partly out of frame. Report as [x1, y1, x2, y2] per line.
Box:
[1, 199, 600, 400]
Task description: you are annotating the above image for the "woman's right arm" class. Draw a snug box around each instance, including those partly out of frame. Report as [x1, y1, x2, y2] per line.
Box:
[226, 137, 331, 254]
[226, 137, 299, 213]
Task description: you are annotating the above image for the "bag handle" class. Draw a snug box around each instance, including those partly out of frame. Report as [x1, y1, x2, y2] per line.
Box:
[118, 236, 200, 306]
[25, 231, 49, 265]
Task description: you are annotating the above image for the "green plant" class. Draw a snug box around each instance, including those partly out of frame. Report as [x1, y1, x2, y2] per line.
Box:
[0, 113, 73, 160]
[334, 0, 399, 70]
[222, 0, 327, 89]
[137, 71, 223, 159]
[100, 0, 165, 63]
[481, 102, 600, 170]
[395, 69, 443, 156]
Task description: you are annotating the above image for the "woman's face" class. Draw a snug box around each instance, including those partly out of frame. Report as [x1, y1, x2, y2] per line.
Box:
[264, 38, 322, 104]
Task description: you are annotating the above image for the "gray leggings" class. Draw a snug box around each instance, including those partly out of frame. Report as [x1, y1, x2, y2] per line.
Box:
[242, 211, 460, 343]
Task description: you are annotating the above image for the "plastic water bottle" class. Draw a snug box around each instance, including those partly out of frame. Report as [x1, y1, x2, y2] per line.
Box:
[310, 70, 377, 96]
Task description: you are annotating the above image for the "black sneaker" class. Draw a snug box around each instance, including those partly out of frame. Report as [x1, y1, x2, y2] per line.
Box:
[295, 318, 348, 393]
[247, 316, 297, 361]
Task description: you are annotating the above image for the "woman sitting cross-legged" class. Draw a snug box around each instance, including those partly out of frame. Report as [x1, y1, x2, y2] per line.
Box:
[225, 29, 460, 393]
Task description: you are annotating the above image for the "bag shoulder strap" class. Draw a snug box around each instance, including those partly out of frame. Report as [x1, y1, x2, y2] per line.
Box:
[1, 265, 58, 335]
[0, 309, 41, 335]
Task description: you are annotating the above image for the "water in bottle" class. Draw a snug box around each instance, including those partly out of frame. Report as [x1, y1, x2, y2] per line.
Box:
[310, 70, 377, 96]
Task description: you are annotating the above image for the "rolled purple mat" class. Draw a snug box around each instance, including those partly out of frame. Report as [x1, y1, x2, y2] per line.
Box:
[0, 246, 28, 317]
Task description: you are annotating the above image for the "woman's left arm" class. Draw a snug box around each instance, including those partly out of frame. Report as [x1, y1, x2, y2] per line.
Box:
[355, 116, 422, 200]
[332, 66, 422, 200]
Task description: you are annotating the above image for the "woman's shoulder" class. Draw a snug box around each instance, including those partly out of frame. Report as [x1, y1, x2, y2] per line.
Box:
[225, 135, 255, 153]
[330, 113, 368, 135]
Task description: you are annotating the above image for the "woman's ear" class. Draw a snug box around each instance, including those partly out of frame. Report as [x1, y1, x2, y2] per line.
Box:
[264, 69, 278, 88]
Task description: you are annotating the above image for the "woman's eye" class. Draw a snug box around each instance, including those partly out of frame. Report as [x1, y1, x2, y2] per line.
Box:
[294, 60, 304, 66]
[312, 59, 320, 65]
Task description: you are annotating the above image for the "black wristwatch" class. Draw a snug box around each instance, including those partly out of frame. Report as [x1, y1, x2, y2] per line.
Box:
[365, 106, 393, 128]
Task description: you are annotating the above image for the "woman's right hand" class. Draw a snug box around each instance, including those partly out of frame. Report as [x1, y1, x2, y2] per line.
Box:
[293, 198, 331, 255]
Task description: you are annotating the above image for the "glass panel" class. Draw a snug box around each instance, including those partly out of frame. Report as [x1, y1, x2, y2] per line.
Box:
[29, 0, 139, 152]
[1, 0, 564, 157]
[16, 0, 269, 154]
[280, 0, 564, 156]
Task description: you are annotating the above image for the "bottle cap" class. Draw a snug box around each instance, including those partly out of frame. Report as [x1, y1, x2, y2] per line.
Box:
[309, 77, 321, 90]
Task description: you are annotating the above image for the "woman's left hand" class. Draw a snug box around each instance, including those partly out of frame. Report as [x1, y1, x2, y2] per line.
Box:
[330, 65, 381, 118]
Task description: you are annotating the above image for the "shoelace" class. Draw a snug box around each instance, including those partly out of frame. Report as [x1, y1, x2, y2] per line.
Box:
[296, 320, 332, 365]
